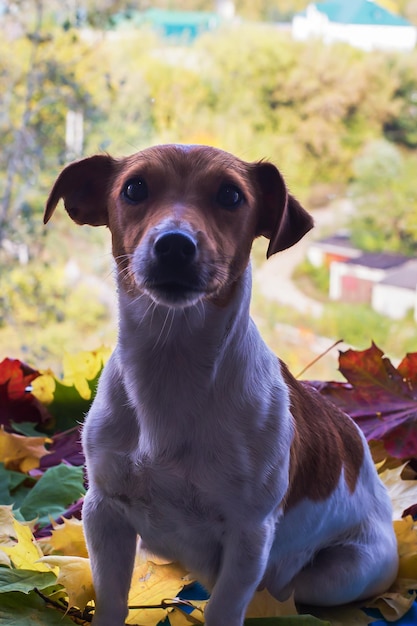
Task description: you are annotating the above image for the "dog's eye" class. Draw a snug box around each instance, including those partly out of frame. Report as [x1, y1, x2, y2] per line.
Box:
[216, 184, 244, 209]
[122, 178, 148, 203]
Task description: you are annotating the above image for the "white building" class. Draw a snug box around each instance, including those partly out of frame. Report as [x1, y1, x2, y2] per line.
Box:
[328, 253, 410, 303]
[372, 260, 417, 320]
[292, 0, 417, 52]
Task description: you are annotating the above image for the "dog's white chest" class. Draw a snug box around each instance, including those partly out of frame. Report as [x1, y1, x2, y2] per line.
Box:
[106, 451, 230, 579]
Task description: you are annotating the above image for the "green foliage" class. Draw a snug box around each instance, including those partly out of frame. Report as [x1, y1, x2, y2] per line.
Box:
[1, 11, 417, 367]
[0, 569, 57, 595]
[0, 464, 36, 510]
[384, 52, 417, 147]
[0, 264, 109, 326]
[0, 590, 75, 625]
[18, 465, 85, 528]
[349, 140, 417, 254]
[2, 15, 417, 236]
[47, 371, 103, 433]
[0, 22, 110, 241]
[251, 285, 417, 374]
[293, 259, 329, 299]
[0, 254, 113, 370]
[320, 302, 393, 351]
[0, 462, 85, 528]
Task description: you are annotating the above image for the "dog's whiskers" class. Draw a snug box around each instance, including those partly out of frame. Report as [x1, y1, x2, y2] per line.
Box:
[196, 299, 206, 327]
[153, 307, 175, 350]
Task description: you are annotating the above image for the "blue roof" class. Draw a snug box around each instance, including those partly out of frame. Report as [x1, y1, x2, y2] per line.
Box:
[313, 0, 411, 26]
[109, 8, 220, 40]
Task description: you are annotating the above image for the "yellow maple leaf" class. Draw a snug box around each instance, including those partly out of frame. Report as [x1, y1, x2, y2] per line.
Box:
[126, 555, 191, 625]
[39, 517, 88, 558]
[0, 426, 50, 473]
[246, 588, 297, 618]
[0, 505, 17, 546]
[393, 516, 417, 579]
[62, 347, 111, 400]
[40, 555, 95, 609]
[0, 506, 16, 565]
[31, 371, 56, 405]
[358, 515, 417, 622]
[1, 517, 53, 573]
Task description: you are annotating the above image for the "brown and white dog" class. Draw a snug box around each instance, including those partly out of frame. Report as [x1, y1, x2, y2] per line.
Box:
[44, 145, 398, 626]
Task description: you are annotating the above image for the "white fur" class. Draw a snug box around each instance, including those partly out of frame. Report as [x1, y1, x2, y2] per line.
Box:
[41, 145, 397, 626]
[82, 264, 398, 626]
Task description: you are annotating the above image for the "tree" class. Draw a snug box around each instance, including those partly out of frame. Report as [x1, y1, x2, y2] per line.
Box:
[349, 140, 417, 255]
[383, 50, 417, 148]
[0, 1, 108, 249]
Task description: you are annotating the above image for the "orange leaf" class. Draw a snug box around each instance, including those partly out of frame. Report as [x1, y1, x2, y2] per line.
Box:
[0, 426, 50, 472]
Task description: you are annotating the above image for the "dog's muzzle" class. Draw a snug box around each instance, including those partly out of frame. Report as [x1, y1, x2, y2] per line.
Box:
[136, 229, 209, 307]
[154, 231, 197, 268]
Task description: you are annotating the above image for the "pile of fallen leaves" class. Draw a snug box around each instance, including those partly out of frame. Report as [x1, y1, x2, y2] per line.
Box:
[1, 343, 417, 625]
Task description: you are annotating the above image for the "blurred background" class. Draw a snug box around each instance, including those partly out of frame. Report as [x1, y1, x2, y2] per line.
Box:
[1, 0, 417, 379]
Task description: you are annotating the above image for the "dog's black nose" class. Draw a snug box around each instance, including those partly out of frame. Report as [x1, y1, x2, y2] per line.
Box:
[153, 231, 197, 266]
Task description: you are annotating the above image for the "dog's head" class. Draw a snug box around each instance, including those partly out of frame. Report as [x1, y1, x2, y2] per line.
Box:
[44, 145, 313, 308]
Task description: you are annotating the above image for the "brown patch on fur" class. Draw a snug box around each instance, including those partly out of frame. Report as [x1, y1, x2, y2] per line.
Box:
[43, 146, 313, 296]
[280, 361, 365, 511]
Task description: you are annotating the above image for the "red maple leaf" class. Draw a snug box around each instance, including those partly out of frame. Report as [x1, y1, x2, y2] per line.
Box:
[0, 358, 51, 431]
[308, 343, 417, 459]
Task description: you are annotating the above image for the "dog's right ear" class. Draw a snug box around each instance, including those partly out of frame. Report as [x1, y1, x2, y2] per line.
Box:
[44, 155, 116, 226]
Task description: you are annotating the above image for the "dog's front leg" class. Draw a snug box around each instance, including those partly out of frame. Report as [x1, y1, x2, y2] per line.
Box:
[204, 518, 275, 626]
[83, 489, 137, 626]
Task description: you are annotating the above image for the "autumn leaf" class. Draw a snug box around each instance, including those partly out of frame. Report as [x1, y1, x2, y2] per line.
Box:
[379, 465, 417, 520]
[19, 464, 85, 528]
[39, 427, 84, 469]
[310, 343, 417, 459]
[0, 511, 12, 565]
[0, 358, 50, 432]
[246, 589, 298, 618]
[0, 358, 39, 401]
[0, 426, 50, 473]
[127, 556, 192, 625]
[366, 589, 416, 623]
[39, 555, 95, 610]
[393, 516, 417, 579]
[0, 505, 17, 545]
[31, 372, 56, 405]
[307, 605, 379, 625]
[0, 590, 76, 625]
[0, 567, 57, 594]
[35, 498, 84, 540]
[39, 517, 88, 558]
[29, 348, 110, 435]
[3, 345, 417, 625]
[0, 516, 52, 573]
[61, 347, 111, 401]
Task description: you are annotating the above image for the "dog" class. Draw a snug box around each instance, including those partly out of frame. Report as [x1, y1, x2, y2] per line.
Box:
[44, 144, 398, 626]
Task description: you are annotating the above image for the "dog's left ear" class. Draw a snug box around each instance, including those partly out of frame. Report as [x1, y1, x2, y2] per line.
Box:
[254, 162, 314, 258]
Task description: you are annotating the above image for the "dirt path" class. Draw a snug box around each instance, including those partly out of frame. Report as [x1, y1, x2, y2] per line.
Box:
[254, 204, 341, 315]
[254, 227, 323, 316]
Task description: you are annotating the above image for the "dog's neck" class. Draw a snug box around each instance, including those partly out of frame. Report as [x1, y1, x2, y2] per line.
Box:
[115, 264, 274, 453]
[117, 263, 253, 360]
